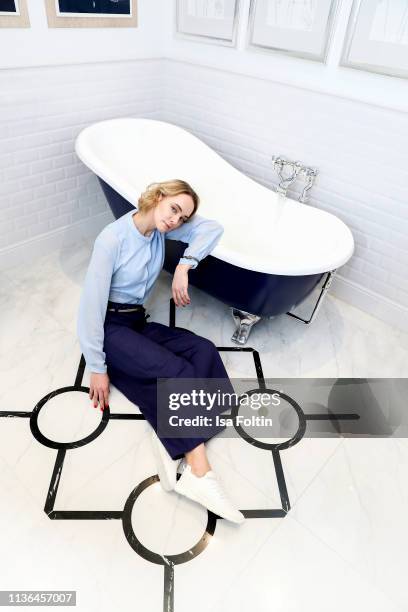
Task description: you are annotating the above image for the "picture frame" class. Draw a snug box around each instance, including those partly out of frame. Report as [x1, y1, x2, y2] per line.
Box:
[247, 0, 339, 63]
[341, 0, 408, 80]
[45, 0, 137, 29]
[0, 0, 30, 28]
[175, 0, 241, 47]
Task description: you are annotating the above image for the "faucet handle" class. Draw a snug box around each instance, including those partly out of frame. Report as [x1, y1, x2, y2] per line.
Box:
[271, 155, 318, 203]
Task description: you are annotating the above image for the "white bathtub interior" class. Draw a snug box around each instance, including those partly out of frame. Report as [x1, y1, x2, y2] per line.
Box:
[75, 118, 354, 276]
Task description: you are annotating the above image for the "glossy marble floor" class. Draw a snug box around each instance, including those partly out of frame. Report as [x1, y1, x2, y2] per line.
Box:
[1, 237, 408, 612]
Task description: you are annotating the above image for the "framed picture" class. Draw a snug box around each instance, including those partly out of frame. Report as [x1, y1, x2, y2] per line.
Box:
[247, 0, 339, 62]
[175, 0, 241, 47]
[341, 0, 408, 79]
[45, 0, 137, 28]
[0, 0, 30, 28]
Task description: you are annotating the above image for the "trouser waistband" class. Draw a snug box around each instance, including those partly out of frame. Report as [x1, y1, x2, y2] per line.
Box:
[107, 301, 145, 313]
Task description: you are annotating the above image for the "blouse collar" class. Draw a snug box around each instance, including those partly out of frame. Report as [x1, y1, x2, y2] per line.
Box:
[128, 209, 155, 242]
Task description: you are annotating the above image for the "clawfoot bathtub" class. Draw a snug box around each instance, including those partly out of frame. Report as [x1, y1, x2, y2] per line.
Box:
[75, 118, 354, 344]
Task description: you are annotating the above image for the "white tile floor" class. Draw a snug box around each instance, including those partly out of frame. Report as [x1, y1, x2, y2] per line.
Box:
[0, 237, 408, 612]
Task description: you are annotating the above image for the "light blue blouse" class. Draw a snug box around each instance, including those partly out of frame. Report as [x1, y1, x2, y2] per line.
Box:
[77, 208, 224, 374]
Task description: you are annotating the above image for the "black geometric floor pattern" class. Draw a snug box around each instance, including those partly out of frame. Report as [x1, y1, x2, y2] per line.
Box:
[0, 299, 360, 611]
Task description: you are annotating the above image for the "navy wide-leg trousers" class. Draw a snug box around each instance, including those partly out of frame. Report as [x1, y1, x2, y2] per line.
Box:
[103, 303, 231, 459]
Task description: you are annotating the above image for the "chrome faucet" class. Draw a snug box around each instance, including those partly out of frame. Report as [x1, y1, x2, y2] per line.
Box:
[271, 155, 318, 203]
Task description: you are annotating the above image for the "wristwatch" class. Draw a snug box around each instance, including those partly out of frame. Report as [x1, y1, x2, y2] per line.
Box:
[182, 255, 199, 265]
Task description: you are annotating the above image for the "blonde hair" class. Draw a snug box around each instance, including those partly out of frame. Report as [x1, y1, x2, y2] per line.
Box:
[137, 179, 199, 221]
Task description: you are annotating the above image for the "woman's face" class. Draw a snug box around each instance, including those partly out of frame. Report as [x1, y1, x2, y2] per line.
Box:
[154, 193, 195, 233]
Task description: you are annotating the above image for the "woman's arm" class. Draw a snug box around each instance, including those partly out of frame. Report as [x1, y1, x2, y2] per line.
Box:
[166, 214, 224, 306]
[165, 213, 224, 270]
[77, 231, 119, 374]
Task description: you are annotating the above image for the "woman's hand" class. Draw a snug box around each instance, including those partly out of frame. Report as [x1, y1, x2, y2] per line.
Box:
[89, 372, 110, 411]
[172, 264, 192, 307]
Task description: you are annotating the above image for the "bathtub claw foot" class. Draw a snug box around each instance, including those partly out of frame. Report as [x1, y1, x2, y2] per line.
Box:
[231, 308, 261, 345]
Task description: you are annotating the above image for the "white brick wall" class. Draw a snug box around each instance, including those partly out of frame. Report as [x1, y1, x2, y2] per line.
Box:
[160, 59, 408, 319]
[0, 59, 163, 249]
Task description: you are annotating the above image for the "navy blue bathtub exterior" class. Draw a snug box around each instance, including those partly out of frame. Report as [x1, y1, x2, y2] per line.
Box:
[98, 178, 323, 317]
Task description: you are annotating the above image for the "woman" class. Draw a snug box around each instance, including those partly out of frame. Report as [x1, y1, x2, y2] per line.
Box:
[77, 179, 244, 524]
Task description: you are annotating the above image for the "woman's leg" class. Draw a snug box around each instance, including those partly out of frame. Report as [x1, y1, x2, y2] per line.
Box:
[133, 322, 244, 522]
[142, 322, 229, 379]
[141, 322, 236, 474]
[185, 443, 211, 476]
[104, 321, 230, 461]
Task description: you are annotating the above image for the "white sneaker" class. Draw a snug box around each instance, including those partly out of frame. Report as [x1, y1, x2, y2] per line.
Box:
[175, 464, 245, 524]
[150, 430, 182, 491]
